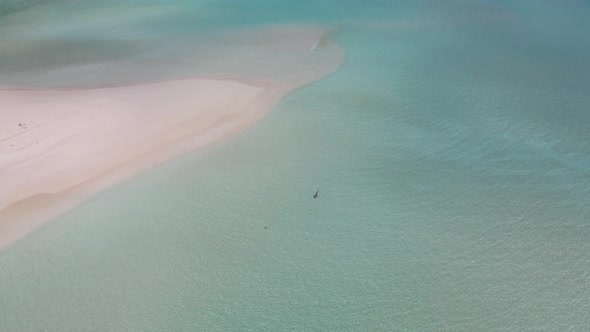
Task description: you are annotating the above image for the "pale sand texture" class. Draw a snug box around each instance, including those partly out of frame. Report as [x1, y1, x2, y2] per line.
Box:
[0, 26, 345, 250]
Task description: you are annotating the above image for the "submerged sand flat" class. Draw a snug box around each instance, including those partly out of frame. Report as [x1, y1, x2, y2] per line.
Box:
[0, 25, 345, 250]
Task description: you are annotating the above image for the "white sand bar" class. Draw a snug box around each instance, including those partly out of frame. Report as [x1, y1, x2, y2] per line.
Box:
[0, 26, 345, 249]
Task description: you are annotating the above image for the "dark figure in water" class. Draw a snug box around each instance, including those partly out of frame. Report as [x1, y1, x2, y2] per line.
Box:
[313, 190, 319, 199]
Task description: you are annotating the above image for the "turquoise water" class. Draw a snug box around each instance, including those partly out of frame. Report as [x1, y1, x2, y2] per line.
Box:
[2, 0, 590, 330]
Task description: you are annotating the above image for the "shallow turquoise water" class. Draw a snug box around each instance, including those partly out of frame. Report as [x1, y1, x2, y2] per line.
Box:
[1, 0, 590, 330]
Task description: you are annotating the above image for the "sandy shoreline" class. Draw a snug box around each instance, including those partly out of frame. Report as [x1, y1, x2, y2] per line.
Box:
[0, 26, 345, 250]
[0, 78, 275, 248]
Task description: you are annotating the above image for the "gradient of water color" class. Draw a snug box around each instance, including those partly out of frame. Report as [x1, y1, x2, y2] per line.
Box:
[1, 0, 590, 330]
